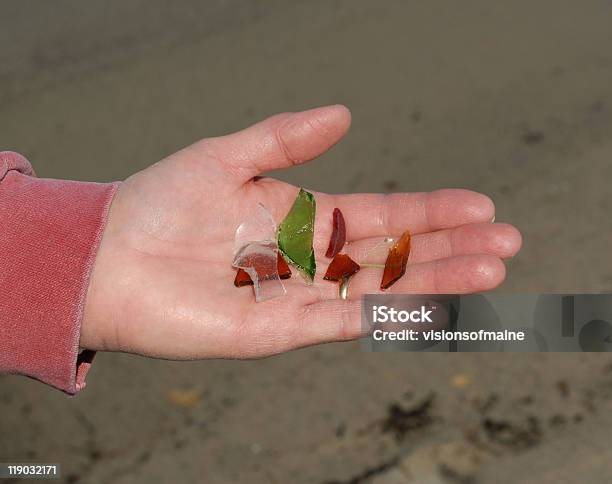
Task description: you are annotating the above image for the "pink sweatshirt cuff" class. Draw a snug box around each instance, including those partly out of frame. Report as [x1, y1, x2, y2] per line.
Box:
[0, 151, 119, 395]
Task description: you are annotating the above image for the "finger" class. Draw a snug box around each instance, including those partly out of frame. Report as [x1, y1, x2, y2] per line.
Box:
[343, 223, 522, 265]
[253, 181, 497, 249]
[192, 105, 351, 179]
[231, 296, 361, 357]
[346, 254, 506, 298]
[294, 299, 364, 347]
[316, 189, 496, 240]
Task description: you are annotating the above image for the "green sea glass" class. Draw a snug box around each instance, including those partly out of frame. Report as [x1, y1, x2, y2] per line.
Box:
[277, 189, 316, 281]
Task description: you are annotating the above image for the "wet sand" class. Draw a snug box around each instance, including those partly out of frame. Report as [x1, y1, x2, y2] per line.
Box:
[1, 1, 612, 482]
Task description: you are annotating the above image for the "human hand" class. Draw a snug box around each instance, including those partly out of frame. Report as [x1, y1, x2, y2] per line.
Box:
[81, 105, 521, 359]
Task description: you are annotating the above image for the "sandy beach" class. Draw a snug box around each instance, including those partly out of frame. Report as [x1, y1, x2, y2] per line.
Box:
[1, 1, 612, 482]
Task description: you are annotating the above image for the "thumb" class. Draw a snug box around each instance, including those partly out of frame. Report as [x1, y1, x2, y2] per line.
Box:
[193, 105, 351, 179]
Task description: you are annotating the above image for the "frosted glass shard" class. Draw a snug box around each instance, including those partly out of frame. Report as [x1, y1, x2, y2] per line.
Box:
[233, 203, 277, 256]
[233, 242, 285, 302]
[234, 253, 292, 286]
[354, 238, 395, 265]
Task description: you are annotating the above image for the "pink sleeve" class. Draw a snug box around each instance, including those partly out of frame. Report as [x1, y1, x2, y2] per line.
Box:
[0, 151, 119, 395]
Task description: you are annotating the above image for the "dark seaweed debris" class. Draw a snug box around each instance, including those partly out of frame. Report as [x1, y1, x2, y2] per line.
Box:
[482, 416, 542, 451]
[381, 393, 435, 441]
[521, 129, 545, 145]
[322, 457, 399, 484]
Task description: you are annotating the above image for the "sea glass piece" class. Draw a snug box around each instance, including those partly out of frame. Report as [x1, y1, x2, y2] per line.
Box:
[233, 203, 277, 255]
[324, 254, 361, 281]
[277, 188, 317, 281]
[325, 208, 346, 258]
[276, 252, 292, 279]
[234, 268, 254, 287]
[380, 231, 411, 290]
[353, 237, 395, 267]
[233, 242, 285, 302]
[234, 253, 292, 286]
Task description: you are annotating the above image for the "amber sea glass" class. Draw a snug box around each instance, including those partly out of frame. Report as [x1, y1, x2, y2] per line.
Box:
[380, 230, 411, 290]
[324, 253, 361, 281]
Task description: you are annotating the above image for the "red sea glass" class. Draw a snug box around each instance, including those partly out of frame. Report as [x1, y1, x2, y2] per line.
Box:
[323, 253, 361, 281]
[234, 253, 292, 287]
[380, 231, 411, 290]
[233, 242, 286, 302]
[325, 208, 346, 258]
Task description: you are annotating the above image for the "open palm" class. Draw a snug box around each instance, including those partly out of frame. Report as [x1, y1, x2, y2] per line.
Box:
[81, 106, 521, 359]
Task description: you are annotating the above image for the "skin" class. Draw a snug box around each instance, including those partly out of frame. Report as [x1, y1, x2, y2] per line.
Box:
[81, 105, 522, 359]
